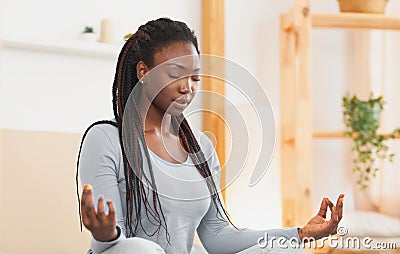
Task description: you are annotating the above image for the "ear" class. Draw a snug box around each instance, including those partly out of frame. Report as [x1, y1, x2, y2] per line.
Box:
[136, 61, 149, 81]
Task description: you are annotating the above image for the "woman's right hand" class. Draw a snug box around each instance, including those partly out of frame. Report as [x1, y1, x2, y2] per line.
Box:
[81, 184, 118, 242]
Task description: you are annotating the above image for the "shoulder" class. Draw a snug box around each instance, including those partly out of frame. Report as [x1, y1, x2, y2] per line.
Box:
[83, 119, 120, 146]
[80, 119, 121, 162]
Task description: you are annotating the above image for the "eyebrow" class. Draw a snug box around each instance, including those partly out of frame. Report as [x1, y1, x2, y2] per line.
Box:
[167, 63, 201, 72]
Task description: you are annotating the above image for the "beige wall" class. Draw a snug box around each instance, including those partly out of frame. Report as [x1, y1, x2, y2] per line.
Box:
[0, 129, 91, 254]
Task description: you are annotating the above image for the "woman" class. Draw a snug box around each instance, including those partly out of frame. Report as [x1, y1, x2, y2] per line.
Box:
[77, 18, 344, 254]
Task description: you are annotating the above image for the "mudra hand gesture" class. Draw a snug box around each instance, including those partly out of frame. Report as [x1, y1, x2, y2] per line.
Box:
[298, 194, 344, 241]
[81, 184, 118, 242]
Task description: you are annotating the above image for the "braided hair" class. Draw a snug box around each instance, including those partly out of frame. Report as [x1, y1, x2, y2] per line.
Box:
[77, 17, 237, 245]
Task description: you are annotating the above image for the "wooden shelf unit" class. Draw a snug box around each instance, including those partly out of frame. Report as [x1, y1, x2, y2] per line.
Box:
[279, 0, 400, 228]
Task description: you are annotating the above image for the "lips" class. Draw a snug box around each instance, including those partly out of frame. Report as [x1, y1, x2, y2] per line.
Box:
[172, 97, 190, 109]
[174, 97, 190, 104]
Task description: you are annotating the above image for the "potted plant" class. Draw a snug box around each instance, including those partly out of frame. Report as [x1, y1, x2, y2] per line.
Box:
[81, 26, 97, 42]
[342, 94, 400, 189]
[338, 0, 389, 14]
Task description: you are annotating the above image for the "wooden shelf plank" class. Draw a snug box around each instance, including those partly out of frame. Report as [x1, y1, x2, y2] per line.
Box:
[284, 130, 400, 142]
[1, 36, 123, 58]
[313, 130, 400, 139]
[283, 131, 346, 143]
[313, 131, 348, 139]
[312, 13, 400, 30]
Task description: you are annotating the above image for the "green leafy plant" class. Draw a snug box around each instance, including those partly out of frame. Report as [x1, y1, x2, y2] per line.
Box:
[342, 94, 400, 189]
[82, 26, 95, 34]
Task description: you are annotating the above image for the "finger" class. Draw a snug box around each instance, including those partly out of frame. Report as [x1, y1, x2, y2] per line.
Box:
[336, 194, 344, 221]
[97, 195, 105, 219]
[326, 206, 339, 233]
[317, 197, 329, 218]
[326, 198, 334, 209]
[106, 200, 116, 223]
[332, 224, 338, 235]
[81, 184, 96, 227]
[335, 194, 344, 206]
[331, 205, 339, 223]
[327, 203, 338, 224]
[333, 206, 341, 234]
[81, 185, 96, 214]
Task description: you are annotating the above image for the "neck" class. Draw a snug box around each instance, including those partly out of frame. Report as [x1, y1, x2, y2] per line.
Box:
[137, 93, 172, 135]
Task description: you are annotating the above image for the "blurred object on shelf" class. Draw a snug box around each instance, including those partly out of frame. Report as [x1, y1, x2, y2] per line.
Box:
[99, 19, 115, 43]
[81, 26, 97, 42]
[338, 0, 388, 14]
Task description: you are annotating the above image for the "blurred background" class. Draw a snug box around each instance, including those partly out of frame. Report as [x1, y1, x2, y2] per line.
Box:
[1, 0, 400, 253]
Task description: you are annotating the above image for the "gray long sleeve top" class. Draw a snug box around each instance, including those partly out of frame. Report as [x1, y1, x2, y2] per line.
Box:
[79, 121, 301, 254]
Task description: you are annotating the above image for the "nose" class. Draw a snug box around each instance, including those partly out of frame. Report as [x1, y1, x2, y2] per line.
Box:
[180, 76, 194, 94]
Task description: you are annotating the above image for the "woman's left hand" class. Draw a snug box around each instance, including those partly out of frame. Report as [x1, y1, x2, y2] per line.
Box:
[298, 194, 344, 241]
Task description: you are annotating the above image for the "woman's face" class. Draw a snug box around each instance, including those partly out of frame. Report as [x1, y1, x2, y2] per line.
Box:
[139, 41, 200, 116]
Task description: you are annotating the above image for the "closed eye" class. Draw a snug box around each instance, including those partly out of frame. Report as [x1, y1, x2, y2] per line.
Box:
[191, 76, 200, 82]
[168, 73, 180, 79]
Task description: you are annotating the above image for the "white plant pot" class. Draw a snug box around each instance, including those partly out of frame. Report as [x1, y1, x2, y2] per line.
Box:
[81, 33, 97, 42]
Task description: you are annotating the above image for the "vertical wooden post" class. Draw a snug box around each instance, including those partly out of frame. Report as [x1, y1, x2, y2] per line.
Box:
[353, 30, 372, 99]
[295, 0, 313, 227]
[280, 0, 313, 227]
[0, 40, 3, 236]
[280, 16, 297, 227]
[201, 0, 226, 200]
